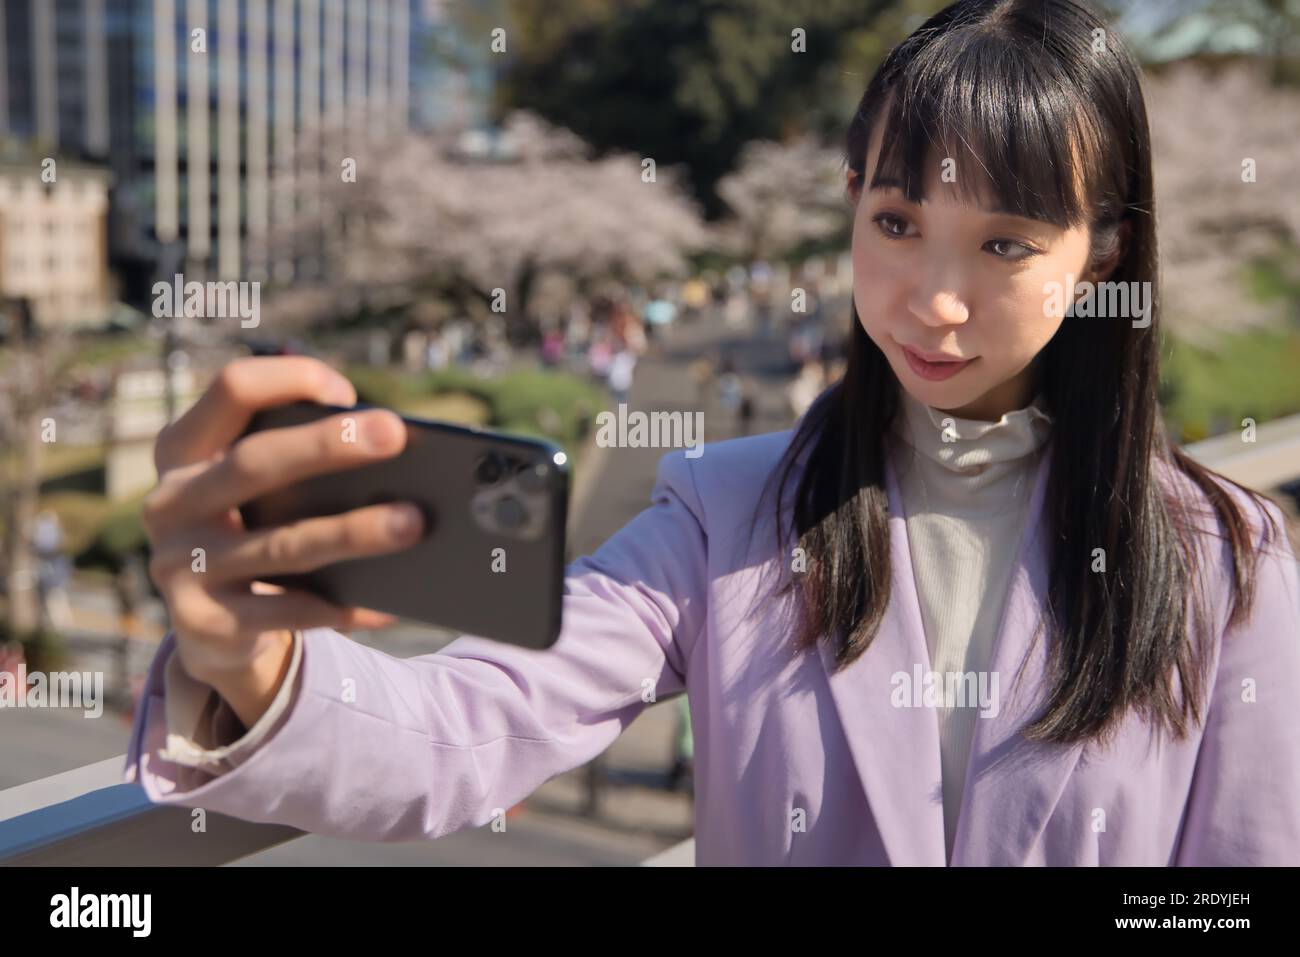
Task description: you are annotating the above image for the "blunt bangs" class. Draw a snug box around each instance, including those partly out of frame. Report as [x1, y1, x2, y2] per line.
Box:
[861, 24, 1106, 231]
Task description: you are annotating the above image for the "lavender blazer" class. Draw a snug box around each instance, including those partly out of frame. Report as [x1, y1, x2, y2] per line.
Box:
[123, 429, 1300, 865]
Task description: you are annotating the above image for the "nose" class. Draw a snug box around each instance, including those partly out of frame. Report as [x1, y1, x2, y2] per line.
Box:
[907, 264, 970, 329]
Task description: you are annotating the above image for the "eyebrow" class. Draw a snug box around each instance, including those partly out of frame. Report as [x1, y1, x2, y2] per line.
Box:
[868, 177, 1030, 221]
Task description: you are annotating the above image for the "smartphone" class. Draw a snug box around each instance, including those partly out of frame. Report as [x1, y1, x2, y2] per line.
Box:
[237, 400, 569, 650]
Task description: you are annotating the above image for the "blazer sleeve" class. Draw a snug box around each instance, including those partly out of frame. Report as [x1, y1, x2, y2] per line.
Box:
[121, 447, 709, 843]
[154, 629, 305, 774]
[1175, 496, 1300, 865]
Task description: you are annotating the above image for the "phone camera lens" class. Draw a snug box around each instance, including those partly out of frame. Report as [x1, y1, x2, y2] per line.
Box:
[475, 452, 507, 486]
[494, 495, 527, 530]
[516, 460, 548, 493]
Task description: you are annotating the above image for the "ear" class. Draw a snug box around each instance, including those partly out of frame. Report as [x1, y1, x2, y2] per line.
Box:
[845, 169, 863, 205]
[1083, 219, 1131, 284]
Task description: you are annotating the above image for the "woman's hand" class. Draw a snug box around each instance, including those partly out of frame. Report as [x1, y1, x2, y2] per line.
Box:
[141, 356, 425, 728]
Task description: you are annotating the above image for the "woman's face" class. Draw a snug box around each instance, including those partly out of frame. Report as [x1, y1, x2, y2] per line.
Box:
[850, 118, 1103, 421]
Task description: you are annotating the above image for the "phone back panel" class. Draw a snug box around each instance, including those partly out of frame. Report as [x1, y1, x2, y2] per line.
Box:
[238, 401, 568, 649]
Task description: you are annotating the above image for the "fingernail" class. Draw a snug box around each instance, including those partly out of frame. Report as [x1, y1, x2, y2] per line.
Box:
[388, 503, 422, 538]
[364, 411, 401, 451]
[325, 375, 355, 406]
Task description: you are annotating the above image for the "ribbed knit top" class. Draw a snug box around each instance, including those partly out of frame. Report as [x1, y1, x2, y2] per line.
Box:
[887, 387, 1054, 860]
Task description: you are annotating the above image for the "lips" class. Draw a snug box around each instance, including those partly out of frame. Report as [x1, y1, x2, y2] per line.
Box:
[900, 344, 976, 382]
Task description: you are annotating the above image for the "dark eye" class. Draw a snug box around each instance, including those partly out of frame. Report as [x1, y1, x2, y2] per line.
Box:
[872, 213, 910, 239]
[984, 238, 1035, 261]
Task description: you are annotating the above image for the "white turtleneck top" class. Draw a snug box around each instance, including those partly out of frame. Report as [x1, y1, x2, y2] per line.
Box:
[887, 387, 1054, 860]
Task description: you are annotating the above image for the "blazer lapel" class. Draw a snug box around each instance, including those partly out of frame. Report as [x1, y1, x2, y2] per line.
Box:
[812, 436, 1082, 865]
[948, 440, 1086, 865]
[815, 453, 948, 866]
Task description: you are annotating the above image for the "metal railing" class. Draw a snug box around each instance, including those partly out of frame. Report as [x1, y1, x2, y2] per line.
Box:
[3, 413, 1297, 867]
[0, 757, 303, 865]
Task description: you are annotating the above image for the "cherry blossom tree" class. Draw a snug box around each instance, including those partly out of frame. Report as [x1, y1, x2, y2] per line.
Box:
[1143, 61, 1300, 341]
[263, 111, 710, 337]
[713, 135, 849, 262]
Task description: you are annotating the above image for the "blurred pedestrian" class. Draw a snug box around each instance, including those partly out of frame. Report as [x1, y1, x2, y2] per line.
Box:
[32, 510, 72, 631]
[681, 277, 709, 323]
[588, 327, 614, 379]
[566, 298, 592, 369]
[540, 323, 565, 368]
[738, 384, 755, 436]
[723, 290, 748, 329]
[718, 370, 742, 418]
[643, 289, 677, 349]
[611, 300, 646, 356]
[607, 348, 637, 406]
[787, 358, 828, 420]
[425, 331, 449, 370]
[688, 354, 717, 408]
[0, 640, 24, 679]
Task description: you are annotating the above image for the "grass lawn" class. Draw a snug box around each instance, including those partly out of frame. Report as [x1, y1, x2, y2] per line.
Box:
[1161, 325, 1300, 442]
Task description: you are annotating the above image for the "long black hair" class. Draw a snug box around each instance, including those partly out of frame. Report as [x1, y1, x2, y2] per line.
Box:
[746, 0, 1284, 747]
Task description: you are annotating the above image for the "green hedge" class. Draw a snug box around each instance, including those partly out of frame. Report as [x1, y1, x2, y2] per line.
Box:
[344, 365, 605, 456]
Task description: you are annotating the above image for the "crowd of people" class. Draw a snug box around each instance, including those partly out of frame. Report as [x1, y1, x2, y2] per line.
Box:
[380, 259, 850, 437]
[550, 263, 848, 423]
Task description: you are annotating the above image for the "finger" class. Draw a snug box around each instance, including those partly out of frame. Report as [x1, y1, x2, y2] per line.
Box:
[140, 457, 251, 546]
[155, 357, 357, 473]
[205, 502, 426, 585]
[176, 584, 399, 641]
[224, 588, 400, 635]
[148, 407, 408, 524]
[338, 605, 399, 630]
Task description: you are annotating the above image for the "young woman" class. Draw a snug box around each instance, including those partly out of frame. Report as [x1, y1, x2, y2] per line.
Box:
[125, 0, 1300, 865]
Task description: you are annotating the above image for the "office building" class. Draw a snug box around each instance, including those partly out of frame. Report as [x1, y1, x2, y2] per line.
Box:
[0, 0, 491, 300]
